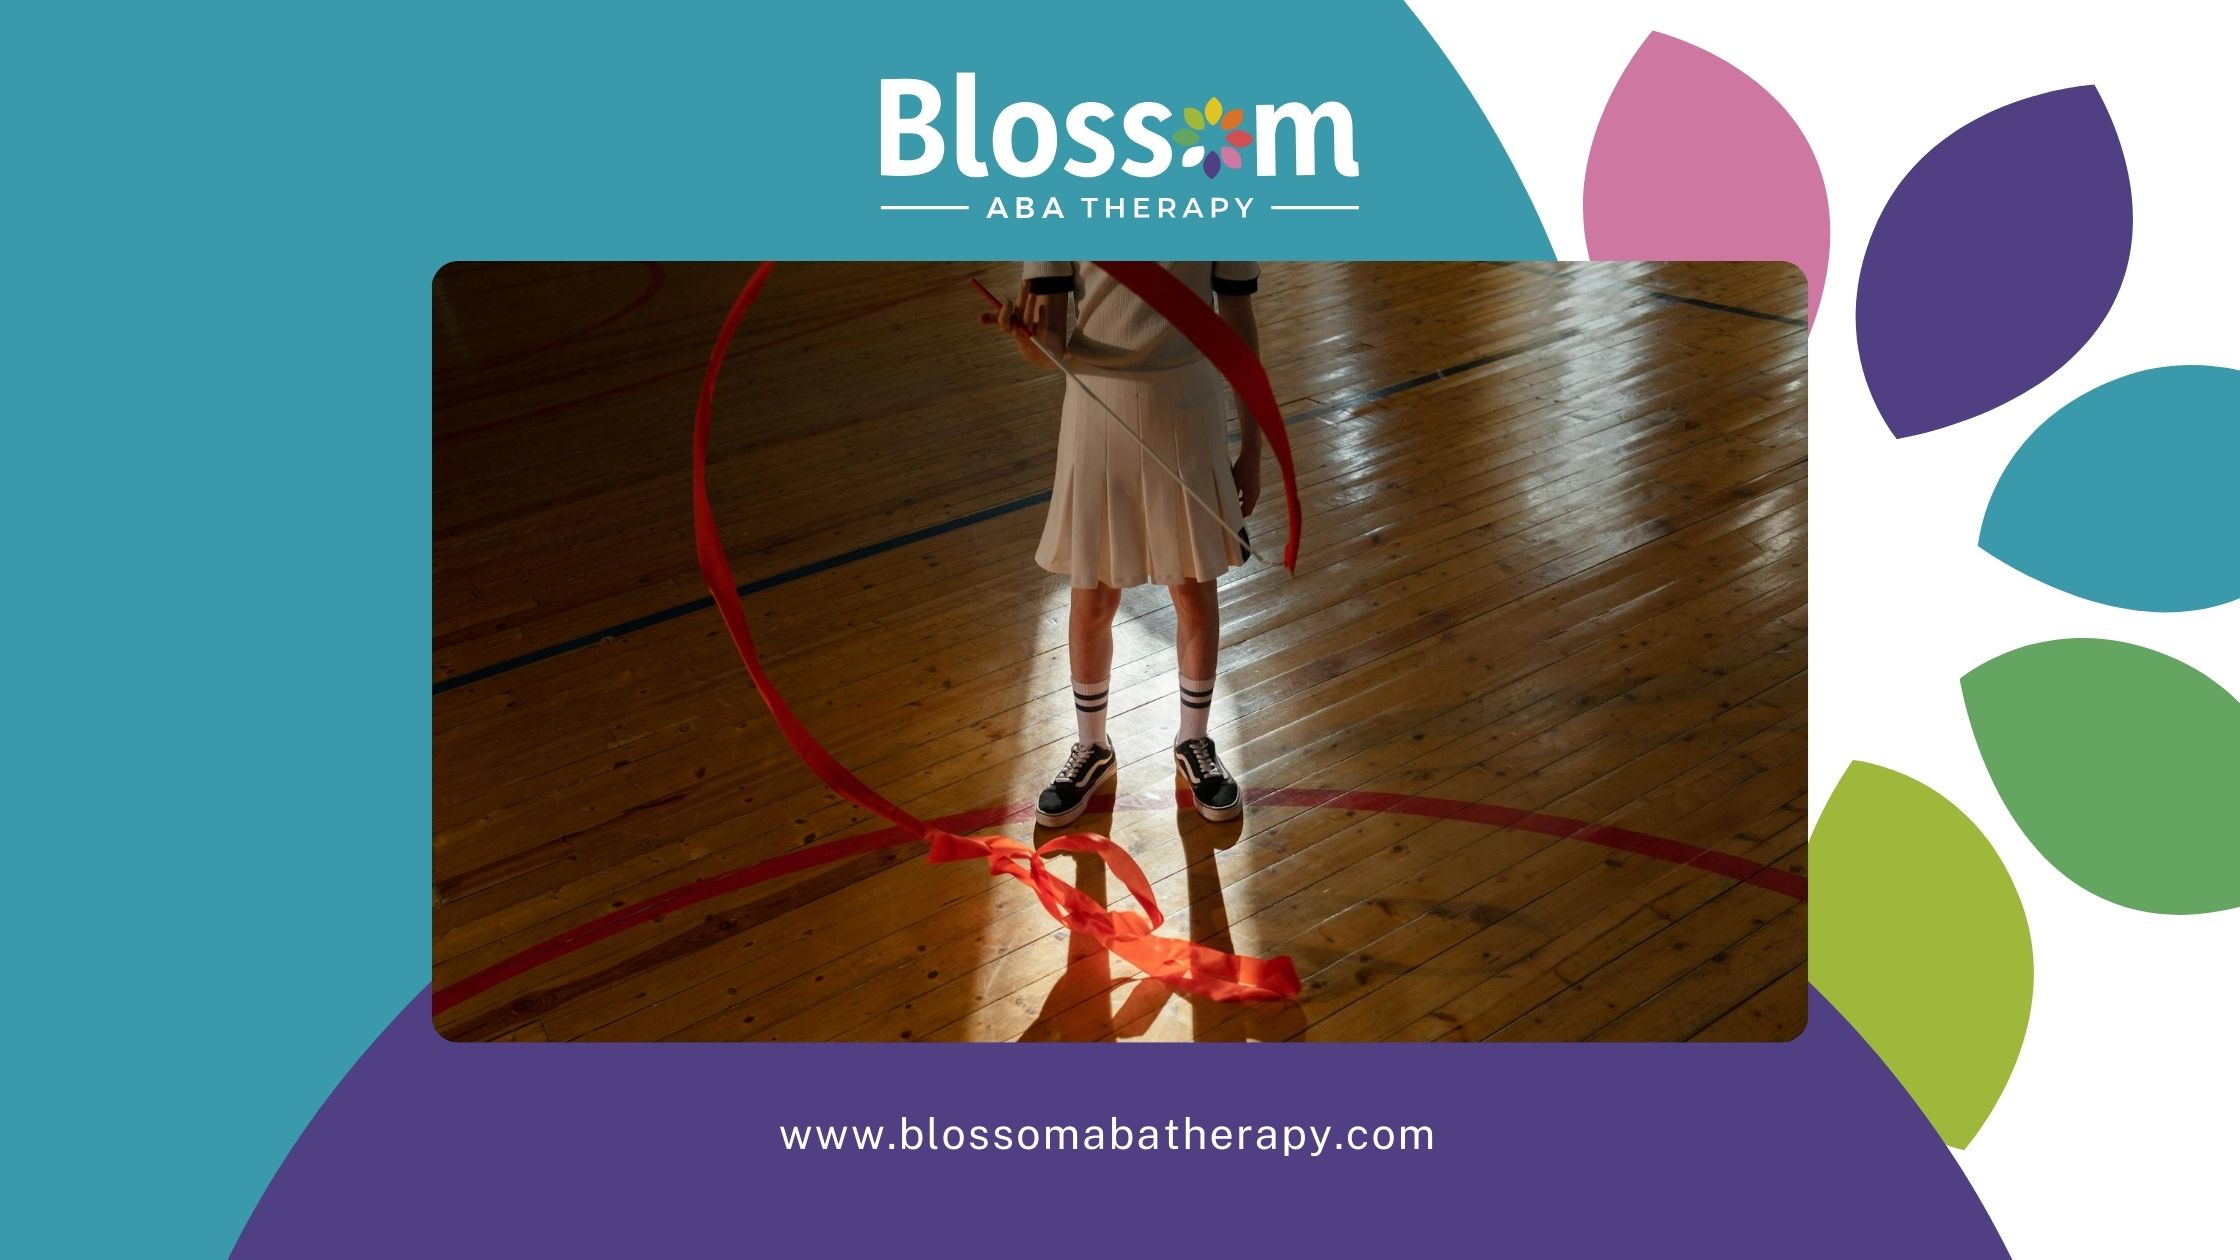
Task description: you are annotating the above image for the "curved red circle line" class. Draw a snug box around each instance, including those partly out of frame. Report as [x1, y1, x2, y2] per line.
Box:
[430, 788, 1802, 1017]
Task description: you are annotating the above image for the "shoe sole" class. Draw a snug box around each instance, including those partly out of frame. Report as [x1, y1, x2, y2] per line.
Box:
[1034, 760, 1113, 828]
[1176, 769, 1244, 823]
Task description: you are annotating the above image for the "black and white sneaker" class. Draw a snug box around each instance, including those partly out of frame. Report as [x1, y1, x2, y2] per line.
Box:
[1173, 736, 1242, 822]
[1035, 741, 1116, 828]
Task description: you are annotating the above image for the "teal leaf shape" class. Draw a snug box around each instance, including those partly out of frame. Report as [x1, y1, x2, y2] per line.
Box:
[1811, 761, 2032, 1148]
[1965, 638, 2240, 913]
[1981, 365, 2240, 612]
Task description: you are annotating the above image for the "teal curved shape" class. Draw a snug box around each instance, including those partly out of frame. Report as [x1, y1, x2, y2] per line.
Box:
[11, 2, 1553, 1255]
[1981, 365, 2240, 612]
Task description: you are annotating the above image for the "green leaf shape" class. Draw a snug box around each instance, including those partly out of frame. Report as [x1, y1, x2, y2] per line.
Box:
[1811, 761, 2032, 1148]
[1964, 637, 2240, 914]
[1172, 127, 1199, 146]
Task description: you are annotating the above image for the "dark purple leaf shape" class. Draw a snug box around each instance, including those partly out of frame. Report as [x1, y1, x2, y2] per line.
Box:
[1203, 152, 1220, 177]
[1857, 87, 2130, 438]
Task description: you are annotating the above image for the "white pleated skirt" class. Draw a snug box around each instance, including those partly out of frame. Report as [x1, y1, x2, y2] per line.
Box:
[1037, 357, 1245, 589]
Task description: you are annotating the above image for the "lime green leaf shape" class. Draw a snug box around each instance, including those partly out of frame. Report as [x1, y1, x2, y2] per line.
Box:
[1811, 761, 2032, 1148]
[1964, 637, 2240, 914]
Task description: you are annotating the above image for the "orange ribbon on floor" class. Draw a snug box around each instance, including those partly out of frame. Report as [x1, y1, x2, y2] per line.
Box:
[691, 262, 1301, 1002]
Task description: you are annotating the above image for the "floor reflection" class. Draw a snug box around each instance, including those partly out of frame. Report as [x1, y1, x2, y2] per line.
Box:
[1020, 789, 1305, 1043]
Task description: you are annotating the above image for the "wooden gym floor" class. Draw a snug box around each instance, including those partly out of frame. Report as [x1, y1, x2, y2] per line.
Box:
[432, 260, 1808, 1043]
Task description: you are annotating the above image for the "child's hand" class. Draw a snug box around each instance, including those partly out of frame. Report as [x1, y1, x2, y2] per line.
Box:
[993, 298, 1039, 340]
[984, 284, 1049, 366]
[1232, 452, 1262, 518]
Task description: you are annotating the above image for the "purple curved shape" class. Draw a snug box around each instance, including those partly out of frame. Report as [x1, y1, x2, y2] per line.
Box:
[1858, 86, 2131, 438]
[234, 990, 2006, 1257]
[1586, 32, 1831, 325]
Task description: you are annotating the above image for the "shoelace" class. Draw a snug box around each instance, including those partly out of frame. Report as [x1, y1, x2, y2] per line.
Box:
[1179, 738, 1224, 782]
[1059, 741, 1102, 784]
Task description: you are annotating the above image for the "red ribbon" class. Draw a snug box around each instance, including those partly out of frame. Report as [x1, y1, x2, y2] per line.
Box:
[691, 262, 1301, 1003]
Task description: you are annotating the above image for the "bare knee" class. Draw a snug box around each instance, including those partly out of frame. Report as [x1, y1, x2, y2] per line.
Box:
[1071, 585, 1122, 627]
[1167, 579, 1217, 622]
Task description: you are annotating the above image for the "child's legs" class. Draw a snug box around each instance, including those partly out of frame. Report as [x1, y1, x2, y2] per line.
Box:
[1167, 578, 1220, 683]
[1069, 584, 1123, 683]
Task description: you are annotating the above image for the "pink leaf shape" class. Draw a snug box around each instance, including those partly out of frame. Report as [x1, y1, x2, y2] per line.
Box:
[1585, 32, 1830, 326]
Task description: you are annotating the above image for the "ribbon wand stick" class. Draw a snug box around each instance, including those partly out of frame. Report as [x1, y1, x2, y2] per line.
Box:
[970, 275, 1254, 564]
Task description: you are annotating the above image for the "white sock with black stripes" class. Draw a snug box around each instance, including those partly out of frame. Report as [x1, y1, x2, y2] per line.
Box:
[1073, 677, 1110, 747]
[1175, 674, 1214, 745]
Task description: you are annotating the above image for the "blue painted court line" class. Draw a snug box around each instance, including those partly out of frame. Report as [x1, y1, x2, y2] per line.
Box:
[432, 492, 1051, 694]
[1643, 291, 1806, 328]
[433, 294, 1793, 695]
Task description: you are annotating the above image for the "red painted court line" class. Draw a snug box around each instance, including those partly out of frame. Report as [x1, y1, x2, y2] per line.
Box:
[1252, 788, 1808, 899]
[434, 360, 706, 447]
[449, 261, 671, 378]
[432, 789, 1805, 1016]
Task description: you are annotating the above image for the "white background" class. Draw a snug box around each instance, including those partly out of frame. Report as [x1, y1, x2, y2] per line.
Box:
[1410, 2, 2238, 1253]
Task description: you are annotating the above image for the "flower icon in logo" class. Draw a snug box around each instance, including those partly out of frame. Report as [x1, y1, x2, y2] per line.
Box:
[1173, 95, 1252, 178]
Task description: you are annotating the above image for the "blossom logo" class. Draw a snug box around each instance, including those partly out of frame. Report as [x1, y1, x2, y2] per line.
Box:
[1174, 95, 1252, 178]
[878, 74, 1356, 180]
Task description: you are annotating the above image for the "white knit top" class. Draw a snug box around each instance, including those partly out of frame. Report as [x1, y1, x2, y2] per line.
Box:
[1020, 262, 1259, 374]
